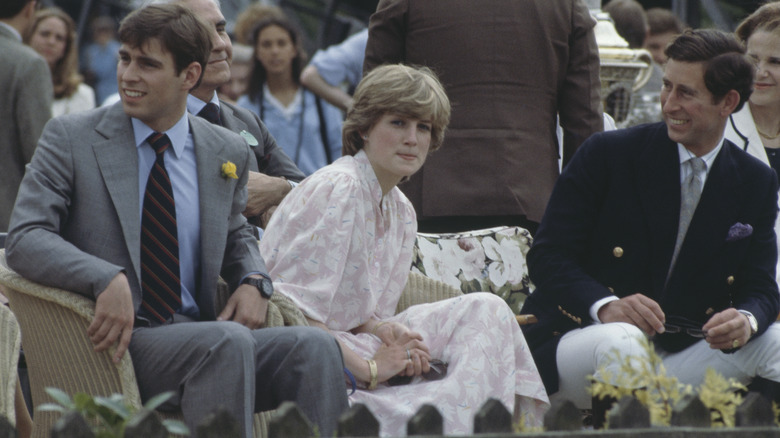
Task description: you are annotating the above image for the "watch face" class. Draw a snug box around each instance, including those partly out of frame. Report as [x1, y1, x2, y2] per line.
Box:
[261, 278, 273, 298]
[244, 277, 273, 298]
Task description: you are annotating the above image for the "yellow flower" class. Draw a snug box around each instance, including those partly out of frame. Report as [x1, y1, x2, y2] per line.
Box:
[221, 161, 238, 179]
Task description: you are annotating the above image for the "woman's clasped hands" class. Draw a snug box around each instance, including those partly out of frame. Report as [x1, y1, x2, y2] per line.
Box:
[371, 321, 431, 382]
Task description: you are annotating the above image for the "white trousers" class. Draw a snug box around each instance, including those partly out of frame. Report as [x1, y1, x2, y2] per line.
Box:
[552, 322, 780, 408]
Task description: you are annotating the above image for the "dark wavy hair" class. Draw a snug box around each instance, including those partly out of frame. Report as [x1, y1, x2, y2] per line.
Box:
[245, 16, 307, 104]
[0, 0, 32, 19]
[665, 29, 753, 112]
[24, 7, 83, 99]
[118, 3, 211, 88]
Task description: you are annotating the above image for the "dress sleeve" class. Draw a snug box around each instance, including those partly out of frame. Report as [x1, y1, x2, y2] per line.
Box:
[371, 195, 418, 321]
[260, 169, 363, 326]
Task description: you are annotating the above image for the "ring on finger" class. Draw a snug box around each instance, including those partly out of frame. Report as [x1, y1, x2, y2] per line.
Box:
[406, 348, 411, 361]
[732, 339, 740, 349]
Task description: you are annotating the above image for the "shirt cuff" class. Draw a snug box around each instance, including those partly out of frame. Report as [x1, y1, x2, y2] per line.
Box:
[590, 296, 620, 323]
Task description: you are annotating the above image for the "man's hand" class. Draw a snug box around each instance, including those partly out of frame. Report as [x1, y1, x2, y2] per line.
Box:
[703, 308, 751, 350]
[597, 293, 666, 335]
[244, 171, 292, 218]
[259, 206, 277, 229]
[217, 282, 268, 329]
[87, 273, 134, 363]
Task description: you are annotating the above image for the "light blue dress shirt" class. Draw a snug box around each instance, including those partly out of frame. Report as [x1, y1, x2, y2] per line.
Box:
[132, 114, 201, 319]
[309, 28, 367, 89]
[237, 86, 342, 176]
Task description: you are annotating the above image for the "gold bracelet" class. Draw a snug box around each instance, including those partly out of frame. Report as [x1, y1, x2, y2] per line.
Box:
[371, 321, 388, 336]
[367, 359, 378, 390]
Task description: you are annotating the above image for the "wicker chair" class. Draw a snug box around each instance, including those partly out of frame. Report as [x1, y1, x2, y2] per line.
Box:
[0, 249, 314, 438]
[0, 248, 464, 437]
[0, 302, 21, 427]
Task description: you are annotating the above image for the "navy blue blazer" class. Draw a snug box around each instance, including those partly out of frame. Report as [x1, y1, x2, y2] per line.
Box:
[520, 122, 780, 394]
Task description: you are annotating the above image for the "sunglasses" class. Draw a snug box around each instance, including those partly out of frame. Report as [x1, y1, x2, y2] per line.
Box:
[663, 316, 708, 338]
[387, 359, 448, 386]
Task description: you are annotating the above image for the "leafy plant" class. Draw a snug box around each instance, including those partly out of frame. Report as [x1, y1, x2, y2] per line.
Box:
[39, 387, 189, 437]
[588, 336, 748, 427]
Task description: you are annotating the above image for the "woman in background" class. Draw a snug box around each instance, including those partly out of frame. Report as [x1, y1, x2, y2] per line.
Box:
[725, 3, 780, 285]
[260, 64, 549, 435]
[25, 8, 95, 117]
[237, 16, 342, 176]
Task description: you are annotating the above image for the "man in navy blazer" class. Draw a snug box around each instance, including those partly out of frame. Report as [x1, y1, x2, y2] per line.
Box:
[521, 29, 780, 415]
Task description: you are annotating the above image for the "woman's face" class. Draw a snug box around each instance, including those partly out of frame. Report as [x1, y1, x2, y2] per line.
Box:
[255, 25, 297, 78]
[747, 30, 780, 108]
[30, 16, 68, 69]
[362, 113, 432, 194]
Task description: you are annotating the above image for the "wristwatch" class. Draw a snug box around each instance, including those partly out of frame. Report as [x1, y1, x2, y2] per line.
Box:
[738, 310, 758, 337]
[241, 276, 273, 299]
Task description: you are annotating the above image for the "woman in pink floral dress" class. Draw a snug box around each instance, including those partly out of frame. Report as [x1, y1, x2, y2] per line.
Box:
[260, 64, 549, 435]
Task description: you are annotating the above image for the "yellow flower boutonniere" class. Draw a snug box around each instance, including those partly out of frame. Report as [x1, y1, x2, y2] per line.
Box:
[221, 161, 238, 179]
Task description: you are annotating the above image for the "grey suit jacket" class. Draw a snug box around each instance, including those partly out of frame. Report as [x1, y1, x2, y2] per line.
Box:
[220, 100, 305, 182]
[0, 24, 53, 232]
[365, 0, 603, 222]
[6, 103, 264, 321]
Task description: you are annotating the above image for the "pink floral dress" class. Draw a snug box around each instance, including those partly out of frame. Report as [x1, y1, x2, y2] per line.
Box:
[260, 151, 549, 435]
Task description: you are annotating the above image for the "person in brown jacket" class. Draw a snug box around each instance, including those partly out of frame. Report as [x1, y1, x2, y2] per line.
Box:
[364, 0, 603, 235]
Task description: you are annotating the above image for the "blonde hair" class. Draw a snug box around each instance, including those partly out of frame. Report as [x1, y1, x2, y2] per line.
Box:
[735, 2, 780, 44]
[343, 64, 451, 157]
[25, 7, 82, 99]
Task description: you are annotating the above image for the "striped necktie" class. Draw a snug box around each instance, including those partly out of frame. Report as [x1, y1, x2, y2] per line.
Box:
[140, 132, 181, 323]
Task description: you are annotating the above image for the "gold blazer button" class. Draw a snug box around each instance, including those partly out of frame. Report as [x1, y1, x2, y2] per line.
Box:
[727, 275, 735, 285]
[613, 247, 624, 258]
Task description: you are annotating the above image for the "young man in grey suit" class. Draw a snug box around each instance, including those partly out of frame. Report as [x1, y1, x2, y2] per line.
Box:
[521, 29, 780, 421]
[5, 5, 347, 437]
[168, 0, 305, 228]
[0, 0, 53, 232]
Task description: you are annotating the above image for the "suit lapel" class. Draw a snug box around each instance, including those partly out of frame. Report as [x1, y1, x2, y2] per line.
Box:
[635, 126, 683, 295]
[190, 115, 237, 299]
[93, 103, 142, 281]
[220, 103, 249, 133]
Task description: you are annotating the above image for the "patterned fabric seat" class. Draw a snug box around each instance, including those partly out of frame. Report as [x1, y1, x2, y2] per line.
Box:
[410, 226, 535, 314]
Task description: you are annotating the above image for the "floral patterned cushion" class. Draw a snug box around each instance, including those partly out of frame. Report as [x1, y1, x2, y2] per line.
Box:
[410, 226, 534, 314]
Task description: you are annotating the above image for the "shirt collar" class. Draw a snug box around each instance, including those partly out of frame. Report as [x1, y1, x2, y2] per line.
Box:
[677, 136, 724, 174]
[354, 150, 385, 206]
[186, 92, 220, 116]
[132, 112, 189, 158]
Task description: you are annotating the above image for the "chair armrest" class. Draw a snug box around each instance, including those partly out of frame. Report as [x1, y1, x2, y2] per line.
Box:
[0, 304, 21, 426]
[0, 250, 141, 436]
[265, 293, 309, 327]
[396, 272, 463, 314]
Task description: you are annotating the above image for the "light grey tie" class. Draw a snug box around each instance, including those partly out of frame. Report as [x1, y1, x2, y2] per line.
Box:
[669, 157, 706, 275]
